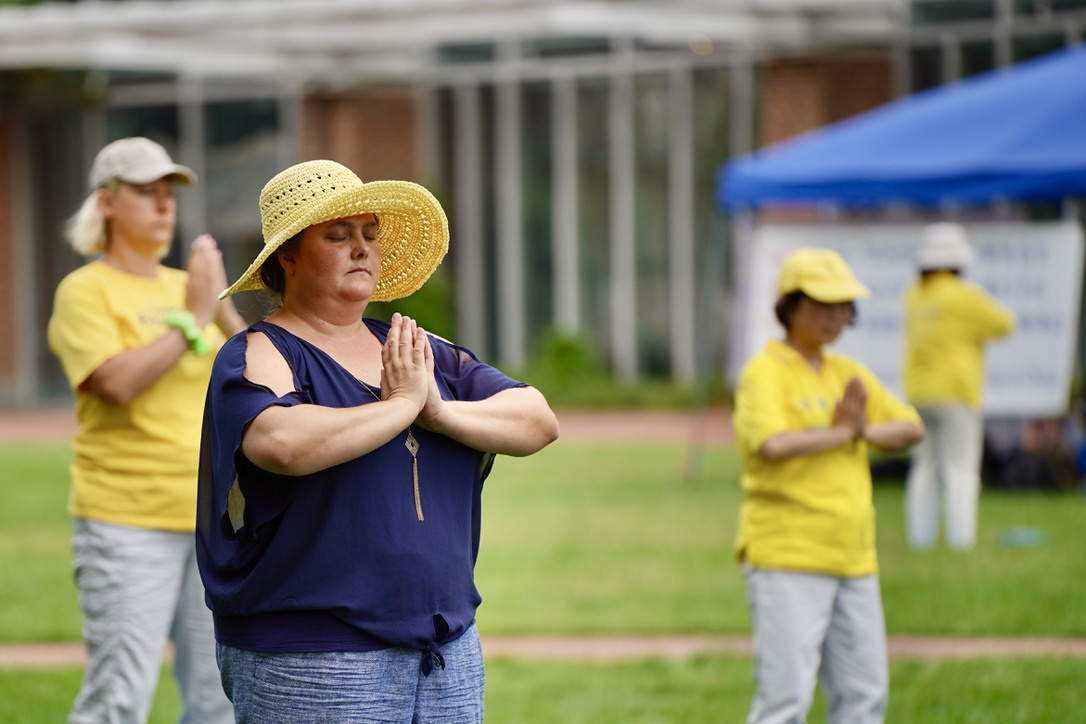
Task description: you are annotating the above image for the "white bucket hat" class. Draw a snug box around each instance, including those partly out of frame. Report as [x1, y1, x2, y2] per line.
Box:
[916, 222, 974, 271]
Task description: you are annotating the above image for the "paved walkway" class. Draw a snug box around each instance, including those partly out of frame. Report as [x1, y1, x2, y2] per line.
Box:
[0, 407, 77, 441]
[0, 407, 736, 444]
[3, 634, 1086, 669]
[484, 633, 1086, 661]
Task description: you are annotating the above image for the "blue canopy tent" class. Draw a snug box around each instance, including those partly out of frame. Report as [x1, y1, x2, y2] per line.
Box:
[718, 45, 1086, 211]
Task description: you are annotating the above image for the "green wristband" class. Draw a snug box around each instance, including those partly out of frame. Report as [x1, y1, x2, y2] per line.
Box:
[164, 310, 212, 355]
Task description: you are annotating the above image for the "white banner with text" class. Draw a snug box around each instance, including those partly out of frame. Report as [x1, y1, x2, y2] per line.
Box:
[732, 220, 1084, 417]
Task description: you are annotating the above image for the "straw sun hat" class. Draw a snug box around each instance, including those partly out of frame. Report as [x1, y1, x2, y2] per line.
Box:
[220, 159, 449, 302]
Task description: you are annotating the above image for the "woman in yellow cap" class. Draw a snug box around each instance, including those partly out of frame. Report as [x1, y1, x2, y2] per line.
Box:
[732, 247, 924, 724]
[48, 137, 244, 724]
[196, 160, 559, 722]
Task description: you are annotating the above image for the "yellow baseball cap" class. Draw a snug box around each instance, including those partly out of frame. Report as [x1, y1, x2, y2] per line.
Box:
[777, 247, 871, 303]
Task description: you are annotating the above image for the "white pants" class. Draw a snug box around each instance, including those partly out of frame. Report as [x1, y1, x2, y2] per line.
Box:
[69, 519, 234, 724]
[744, 566, 888, 724]
[905, 405, 983, 550]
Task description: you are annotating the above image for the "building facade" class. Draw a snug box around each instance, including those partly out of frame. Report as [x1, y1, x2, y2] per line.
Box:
[0, 0, 1082, 407]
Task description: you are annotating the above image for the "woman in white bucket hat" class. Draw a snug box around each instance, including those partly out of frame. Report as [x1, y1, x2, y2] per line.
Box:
[903, 222, 1016, 551]
[48, 136, 244, 724]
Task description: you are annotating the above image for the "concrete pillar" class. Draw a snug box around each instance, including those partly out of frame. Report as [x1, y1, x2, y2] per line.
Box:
[609, 41, 638, 381]
[495, 43, 526, 368]
[668, 65, 696, 382]
[178, 74, 208, 250]
[452, 83, 487, 355]
[550, 73, 580, 333]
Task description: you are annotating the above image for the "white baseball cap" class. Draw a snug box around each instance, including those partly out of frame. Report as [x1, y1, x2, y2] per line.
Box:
[88, 136, 196, 189]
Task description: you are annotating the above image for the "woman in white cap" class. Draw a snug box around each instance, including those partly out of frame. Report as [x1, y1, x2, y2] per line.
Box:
[733, 247, 924, 724]
[903, 222, 1015, 550]
[196, 159, 559, 722]
[48, 137, 244, 724]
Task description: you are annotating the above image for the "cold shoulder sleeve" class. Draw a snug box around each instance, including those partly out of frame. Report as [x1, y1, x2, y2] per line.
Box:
[196, 330, 307, 566]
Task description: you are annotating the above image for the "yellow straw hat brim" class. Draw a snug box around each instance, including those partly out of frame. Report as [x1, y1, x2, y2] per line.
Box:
[220, 160, 449, 302]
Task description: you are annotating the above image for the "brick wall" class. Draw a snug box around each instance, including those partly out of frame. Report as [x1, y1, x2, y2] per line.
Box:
[761, 52, 894, 146]
[301, 87, 419, 182]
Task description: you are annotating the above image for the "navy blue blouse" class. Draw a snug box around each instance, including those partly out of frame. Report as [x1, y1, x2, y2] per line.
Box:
[196, 319, 526, 654]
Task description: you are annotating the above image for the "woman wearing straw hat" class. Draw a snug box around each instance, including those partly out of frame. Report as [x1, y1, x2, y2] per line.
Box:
[903, 222, 1015, 551]
[732, 248, 924, 724]
[196, 159, 559, 721]
[48, 137, 244, 724]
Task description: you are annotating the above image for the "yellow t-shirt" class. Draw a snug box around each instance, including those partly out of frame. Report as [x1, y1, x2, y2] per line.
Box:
[47, 260, 226, 532]
[903, 272, 1015, 410]
[733, 340, 921, 577]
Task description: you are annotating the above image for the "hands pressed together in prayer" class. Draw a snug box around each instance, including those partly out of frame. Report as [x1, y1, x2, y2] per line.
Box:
[833, 376, 868, 441]
[186, 234, 245, 334]
[380, 312, 433, 415]
[377, 312, 558, 457]
[380, 312, 462, 436]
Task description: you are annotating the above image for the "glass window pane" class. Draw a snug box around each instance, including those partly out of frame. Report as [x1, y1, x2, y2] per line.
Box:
[522, 37, 610, 58]
[1013, 34, 1066, 62]
[692, 67, 730, 378]
[961, 40, 996, 77]
[634, 73, 670, 376]
[105, 106, 179, 148]
[910, 46, 943, 91]
[436, 43, 495, 65]
[520, 81, 553, 358]
[204, 100, 281, 321]
[30, 108, 85, 400]
[1016, 0, 1086, 15]
[1051, 0, 1086, 10]
[576, 78, 611, 368]
[913, 0, 995, 26]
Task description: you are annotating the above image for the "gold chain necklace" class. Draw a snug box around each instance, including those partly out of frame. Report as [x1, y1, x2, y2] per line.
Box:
[358, 379, 424, 522]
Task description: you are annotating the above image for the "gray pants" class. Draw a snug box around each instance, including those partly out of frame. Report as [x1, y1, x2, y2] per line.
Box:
[744, 566, 889, 724]
[906, 404, 983, 550]
[69, 519, 233, 724]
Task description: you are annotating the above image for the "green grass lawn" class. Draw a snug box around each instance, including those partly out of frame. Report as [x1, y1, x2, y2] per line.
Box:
[2, 437, 1085, 722]
[478, 440, 1086, 638]
[2, 656, 1083, 724]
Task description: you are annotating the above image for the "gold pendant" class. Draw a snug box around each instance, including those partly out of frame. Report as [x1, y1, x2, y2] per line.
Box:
[406, 430, 423, 521]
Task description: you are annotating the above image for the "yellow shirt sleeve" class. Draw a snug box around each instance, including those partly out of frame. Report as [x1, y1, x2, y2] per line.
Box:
[958, 283, 1016, 342]
[733, 352, 792, 456]
[853, 361, 922, 427]
[48, 268, 128, 391]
